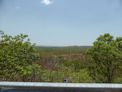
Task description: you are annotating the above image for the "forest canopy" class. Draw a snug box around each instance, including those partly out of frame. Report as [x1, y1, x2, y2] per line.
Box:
[0, 31, 122, 83]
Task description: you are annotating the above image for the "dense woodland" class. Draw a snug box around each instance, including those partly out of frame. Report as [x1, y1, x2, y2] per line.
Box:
[0, 31, 122, 83]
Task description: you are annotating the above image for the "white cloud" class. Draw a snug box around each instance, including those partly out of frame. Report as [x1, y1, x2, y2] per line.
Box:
[41, 0, 53, 6]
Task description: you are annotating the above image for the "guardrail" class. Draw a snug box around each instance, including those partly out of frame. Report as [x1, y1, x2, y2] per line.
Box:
[0, 82, 122, 92]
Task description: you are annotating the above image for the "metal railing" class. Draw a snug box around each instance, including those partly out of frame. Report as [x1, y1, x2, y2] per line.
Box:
[0, 82, 122, 92]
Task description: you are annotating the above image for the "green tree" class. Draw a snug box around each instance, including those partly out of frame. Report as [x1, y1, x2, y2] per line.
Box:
[0, 31, 40, 81]
[87, 33, 122, 83]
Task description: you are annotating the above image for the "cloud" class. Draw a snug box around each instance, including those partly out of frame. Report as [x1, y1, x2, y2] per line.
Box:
[41, 0, 53, 6]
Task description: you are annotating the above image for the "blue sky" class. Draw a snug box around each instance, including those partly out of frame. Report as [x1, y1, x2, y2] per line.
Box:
[0, 0, 122, 46]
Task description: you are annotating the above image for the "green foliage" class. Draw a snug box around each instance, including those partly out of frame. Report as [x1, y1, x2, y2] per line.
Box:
[0, 31, 40, 81]
[0, 31, 121, 83]
[71, 69, 93, 83]
[87, 33, 122, 83]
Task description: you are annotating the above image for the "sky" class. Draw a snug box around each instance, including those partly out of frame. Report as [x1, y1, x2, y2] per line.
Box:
[0, 0, 122, 46]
